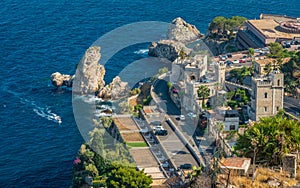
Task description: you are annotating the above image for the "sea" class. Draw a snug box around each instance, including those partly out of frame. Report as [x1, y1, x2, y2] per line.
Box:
[0, 0, 299, 187]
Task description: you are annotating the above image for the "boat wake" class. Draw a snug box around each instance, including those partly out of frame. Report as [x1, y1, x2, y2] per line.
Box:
[20, 98, 62, 124]
[134, 49, 149, 55]
[33, 108, 62, 124]
[2, 86, 62, 124]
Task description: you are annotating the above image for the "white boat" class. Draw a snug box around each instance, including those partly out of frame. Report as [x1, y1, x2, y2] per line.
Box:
[53, 114, 62, 124]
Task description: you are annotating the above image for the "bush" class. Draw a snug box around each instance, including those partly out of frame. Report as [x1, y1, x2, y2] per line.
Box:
[130, 88, 141, 96]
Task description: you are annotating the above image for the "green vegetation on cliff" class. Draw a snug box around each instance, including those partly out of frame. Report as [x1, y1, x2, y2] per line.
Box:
[281, 51, 300, 95]
[72, 117, 152, 188]
[208, 16, 247, 39]
[234, 114, 300, 166]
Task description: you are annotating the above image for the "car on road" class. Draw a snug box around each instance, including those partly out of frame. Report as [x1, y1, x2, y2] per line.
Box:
[177, 115, 185, 121]
[219, 55, 227, 61]
[232, 59, 239, 64]
[187, 112, 197, 118]
[179, 163, 193, 170]
[239, 59, 246, 63]
[225, 60, 233, 67]
[153, 125, 164, 131]
[155, 129, 168, 136]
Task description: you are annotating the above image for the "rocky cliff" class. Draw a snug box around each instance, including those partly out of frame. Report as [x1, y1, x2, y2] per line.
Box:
[98, 76, 130, 100]
[167, 17, 202, 43]
[148, 17, 201, 61]
[72, 46, 106, 94]
[148, 40, 191, 62]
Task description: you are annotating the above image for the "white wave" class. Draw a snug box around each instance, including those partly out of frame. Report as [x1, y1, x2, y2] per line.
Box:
[134, 49, 149, 55]
[33, 107, 62, 124]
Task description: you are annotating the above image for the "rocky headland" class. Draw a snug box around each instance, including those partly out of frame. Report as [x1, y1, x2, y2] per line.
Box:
[148, 17, 203, 61]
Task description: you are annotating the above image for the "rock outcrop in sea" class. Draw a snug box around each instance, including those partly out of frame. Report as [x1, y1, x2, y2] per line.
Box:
[148, 40, 191, 62]
[72, 46, 106, 94]
[51, 46, 129, 100]
[148, 17, 202, 61]
[51, 72, 74, 87]
[98, 76, 130, 100]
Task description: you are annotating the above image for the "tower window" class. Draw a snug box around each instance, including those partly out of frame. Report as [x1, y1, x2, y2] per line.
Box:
[264, 107, 268, 112]
[264, 92, 268, 98]
[190, 75, 196, 80]
[230, 125, 235, 130]
[276, 106, 279, 111]
[278, 79, 280, 86]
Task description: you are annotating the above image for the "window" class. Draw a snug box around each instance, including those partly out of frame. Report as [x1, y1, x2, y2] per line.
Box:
[230, 125, 235, 130]
[264, 92, 268, 98]
[276, 106, 279, 111]
[278, 79, 280, 86]
[264, 107, 268, 112]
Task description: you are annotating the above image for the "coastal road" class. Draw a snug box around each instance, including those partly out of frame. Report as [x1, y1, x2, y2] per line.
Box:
[152, 79, 211, 168]
[284, 96, 300, 119]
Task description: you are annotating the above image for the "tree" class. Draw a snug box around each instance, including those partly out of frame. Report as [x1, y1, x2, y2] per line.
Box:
[167, 82, 173, 89]
[268, 42, 285, 59]
[234, 115, 300, 165]
[229, 67, 250, 84]
[248, 48, 255, 75]
[85, 163, 99, 177]
[280, 51, 300, 95]
[106, 165, 152, 188]
[209, 16, 246, 38]
[209, 16, 227, 32]
[197, 85, 210, 108]
[158, 67, 168, 75]
[179, 48, 188, 60]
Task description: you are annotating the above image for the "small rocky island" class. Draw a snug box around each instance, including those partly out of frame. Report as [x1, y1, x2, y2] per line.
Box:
[51, 46, 129, 100]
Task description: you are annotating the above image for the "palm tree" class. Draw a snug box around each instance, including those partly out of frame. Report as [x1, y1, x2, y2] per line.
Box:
[264, 62, 272, 76]
[197, 85, 210, 108]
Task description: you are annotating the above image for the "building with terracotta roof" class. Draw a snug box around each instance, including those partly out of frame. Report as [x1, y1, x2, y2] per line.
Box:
[220, 157, 251, 176]
[253, 57, 290, 76]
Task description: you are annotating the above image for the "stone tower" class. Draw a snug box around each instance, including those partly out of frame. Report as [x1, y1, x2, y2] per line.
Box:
[215, 61, 226, 84]
[250, 71, 284, 121]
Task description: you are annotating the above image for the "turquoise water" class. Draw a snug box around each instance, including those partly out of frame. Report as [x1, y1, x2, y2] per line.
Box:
[0, 0, 299, 187]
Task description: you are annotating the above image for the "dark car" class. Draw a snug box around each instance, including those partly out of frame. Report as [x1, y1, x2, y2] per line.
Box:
[226, 53, 232, 58]
[180, 163, 193, 170]
[155, 129, 168, 136]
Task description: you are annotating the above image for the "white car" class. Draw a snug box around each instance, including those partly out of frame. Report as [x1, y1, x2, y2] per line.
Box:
[232, 59, 239, 64]
[179, 115, 185, 120]
[153, 126, 164, 131]
[187, 112, 197, 118]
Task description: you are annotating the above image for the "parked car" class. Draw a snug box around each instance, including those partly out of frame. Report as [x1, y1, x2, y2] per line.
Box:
[187, 112, 197, 118]
[219, 55, 228, 61]
[155, 129, 168, 136]
[178, 115, 185, 121]
[179, 163, 193, 170]
[239, 59, 246, 63]
[233, 59, 239, 64]
[153, 125, 164, 131]
[226, 53, 232, 58]
[225, 60, 233, 67]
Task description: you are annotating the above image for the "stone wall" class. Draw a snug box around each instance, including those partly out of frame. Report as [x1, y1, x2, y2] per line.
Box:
[283, 154, 297, 178]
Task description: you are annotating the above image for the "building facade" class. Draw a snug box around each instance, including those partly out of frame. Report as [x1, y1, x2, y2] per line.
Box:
[250, 71, 284, 121]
